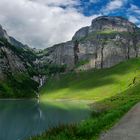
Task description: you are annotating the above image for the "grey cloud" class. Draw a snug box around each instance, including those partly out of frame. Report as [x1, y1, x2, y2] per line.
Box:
[0, 0, 99, 49]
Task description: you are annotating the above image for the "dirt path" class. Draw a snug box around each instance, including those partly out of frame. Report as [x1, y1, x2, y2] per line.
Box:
[100, 103, 140, 140]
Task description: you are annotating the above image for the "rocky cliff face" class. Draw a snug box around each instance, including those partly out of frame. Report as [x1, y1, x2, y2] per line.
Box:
[0, 45, 26, 76]
[0, 34, 36, 79]
[41, 41, 75, 68]
[0, 25, 38, 98]
[1, 16, 140, 97]
[42, 16, 140, 71]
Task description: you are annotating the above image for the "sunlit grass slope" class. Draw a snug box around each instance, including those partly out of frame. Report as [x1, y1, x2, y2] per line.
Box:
[40, 58, 140, 101]
[29, 58, 140, 140]
[31, 84, 140, 140]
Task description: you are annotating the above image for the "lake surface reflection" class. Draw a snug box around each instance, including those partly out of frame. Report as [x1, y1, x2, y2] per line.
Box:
[0, 100, 91, 140]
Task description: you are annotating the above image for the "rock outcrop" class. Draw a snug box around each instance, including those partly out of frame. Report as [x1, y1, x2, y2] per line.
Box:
[41, 41, 75, 68]
[42, 16, 140, 71]
[0, 31, 36, 78]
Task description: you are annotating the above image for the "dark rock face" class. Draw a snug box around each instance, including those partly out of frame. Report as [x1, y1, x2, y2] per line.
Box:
[0, 27, 24, 78]
[0, 25, 37, 77]
[72, 26, 89, 41]
[42, 16, 140, 70]
[40, 41, 75, 69]
[90, 16, 136, 32]
[0, 25, 11, 42]
[9, 37, 27, 48]
[0, 45, 27, 76]
[0, 25, 38, 98]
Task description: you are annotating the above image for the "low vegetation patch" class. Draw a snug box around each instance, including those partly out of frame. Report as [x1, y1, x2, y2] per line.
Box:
[0, 73, 38, 98]
[75, 60, 89, 68]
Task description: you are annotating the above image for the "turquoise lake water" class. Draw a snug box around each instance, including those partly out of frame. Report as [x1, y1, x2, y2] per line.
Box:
[0, 100, 91, 140]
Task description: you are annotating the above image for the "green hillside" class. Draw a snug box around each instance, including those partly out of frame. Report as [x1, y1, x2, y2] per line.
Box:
[40, 58, 140, 101]
[30, 58, 140, 140]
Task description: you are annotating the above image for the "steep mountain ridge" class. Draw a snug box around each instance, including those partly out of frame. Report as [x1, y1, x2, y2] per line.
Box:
[0, 26, 38, 98]
[72, 16, 136, 40]
[0, 16, 140, 98]
[41, 16, 140, 71]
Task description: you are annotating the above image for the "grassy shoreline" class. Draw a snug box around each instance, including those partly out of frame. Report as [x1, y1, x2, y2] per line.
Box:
[28, 58, 140, 140]
[29, 83, 140, 140]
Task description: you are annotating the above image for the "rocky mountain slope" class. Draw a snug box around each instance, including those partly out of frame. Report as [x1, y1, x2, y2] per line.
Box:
[0, 16, 140, 98]
[41, 16, 140, 71]
[0, 24, 67, 98]
[0, 25, 38, 98]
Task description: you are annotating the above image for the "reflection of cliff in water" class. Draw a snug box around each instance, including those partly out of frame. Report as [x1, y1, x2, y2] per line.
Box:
[0, 100, 90, 140]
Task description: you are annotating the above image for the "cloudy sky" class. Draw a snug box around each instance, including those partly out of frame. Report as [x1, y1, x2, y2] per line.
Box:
[0, 0, 140, 49]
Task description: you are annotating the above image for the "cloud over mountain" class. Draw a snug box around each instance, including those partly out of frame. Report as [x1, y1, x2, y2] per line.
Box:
[0, 0, 99, 48]
[0, 0, 139, 48]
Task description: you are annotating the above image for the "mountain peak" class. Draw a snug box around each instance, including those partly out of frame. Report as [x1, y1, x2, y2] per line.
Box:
[73, 16, 137, 41]
[92, 16, 129, 22]
[90, 16, 136, 32]
[0, 25, 10, 40]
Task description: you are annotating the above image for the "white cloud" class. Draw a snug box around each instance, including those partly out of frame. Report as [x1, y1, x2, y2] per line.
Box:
[127, 4, 140, 26]
[29, 0, 80, 6]
[128, 16, 139, 23]
[28, 0, 81, 9]
[101, 0, 127, 14]
[0, 0, 99, 48]
[129, 4, 140, 14]
[89, 0, 100, 4]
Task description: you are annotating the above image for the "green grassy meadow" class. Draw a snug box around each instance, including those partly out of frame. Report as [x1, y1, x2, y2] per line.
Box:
[40, 58, 140, 101]
[29, 58, 140, 140]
